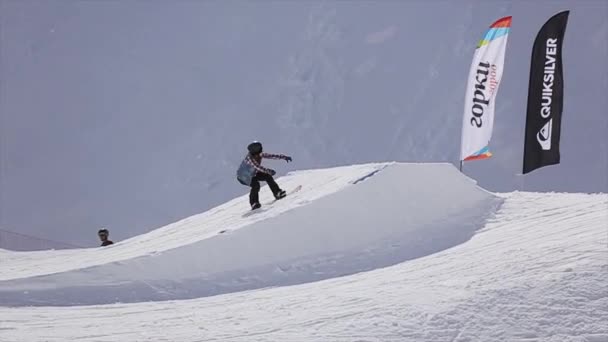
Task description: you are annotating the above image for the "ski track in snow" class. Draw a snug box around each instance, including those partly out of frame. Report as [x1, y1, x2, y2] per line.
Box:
[0, 164, 607, 341]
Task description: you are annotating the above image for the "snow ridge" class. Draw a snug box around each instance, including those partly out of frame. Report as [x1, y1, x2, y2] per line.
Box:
[0, 163, 501, 306]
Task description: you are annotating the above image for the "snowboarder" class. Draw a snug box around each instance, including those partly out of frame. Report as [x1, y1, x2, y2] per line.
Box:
[236, 141, 292, 210]
[98, 228, 114, 247]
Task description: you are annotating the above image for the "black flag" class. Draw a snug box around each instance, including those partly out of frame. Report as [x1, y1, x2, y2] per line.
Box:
[523, 11, 569, 174]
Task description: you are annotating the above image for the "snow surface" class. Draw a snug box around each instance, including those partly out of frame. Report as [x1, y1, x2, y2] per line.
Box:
[0, 163, 500, 305]
[0, 163, 386, 282]
[1, 163, 607, 341]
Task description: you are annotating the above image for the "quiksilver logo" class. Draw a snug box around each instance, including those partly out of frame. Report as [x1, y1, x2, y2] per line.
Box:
[541, 38, 558, 119]
[537, 119, 552, 150]
[537, 38, 558, 151]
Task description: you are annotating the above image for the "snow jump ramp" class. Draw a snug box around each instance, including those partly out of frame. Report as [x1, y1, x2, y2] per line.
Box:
[0, 163, 503, 306]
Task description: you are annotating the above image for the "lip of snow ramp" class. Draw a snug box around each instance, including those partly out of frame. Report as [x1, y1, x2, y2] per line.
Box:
[0, 163, 502, 306]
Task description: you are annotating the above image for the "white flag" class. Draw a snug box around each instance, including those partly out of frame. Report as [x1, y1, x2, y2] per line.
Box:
[460, 16, 512, 162]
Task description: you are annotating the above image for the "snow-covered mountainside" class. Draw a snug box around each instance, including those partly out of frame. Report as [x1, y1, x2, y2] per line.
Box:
[0, 163, 606, 341]
[2, 2, 607, 247]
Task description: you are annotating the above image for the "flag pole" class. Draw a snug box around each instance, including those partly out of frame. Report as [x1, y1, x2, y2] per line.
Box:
[516, 173, 525, 191]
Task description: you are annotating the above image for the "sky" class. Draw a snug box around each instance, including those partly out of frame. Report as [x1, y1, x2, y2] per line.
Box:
[1, 0, 606, 247]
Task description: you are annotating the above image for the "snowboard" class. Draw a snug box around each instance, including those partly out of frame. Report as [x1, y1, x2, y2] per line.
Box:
[242, 185, 302, 216]
[266, 185, 302, 205]
[218, 185, 304, 234]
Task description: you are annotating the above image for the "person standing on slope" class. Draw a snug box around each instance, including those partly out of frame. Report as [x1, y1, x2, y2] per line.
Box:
[237, 141, 292, 210]
[98, 228, 114, 247]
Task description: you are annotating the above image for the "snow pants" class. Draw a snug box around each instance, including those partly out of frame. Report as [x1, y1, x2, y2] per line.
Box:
[250, 173, 281, 205]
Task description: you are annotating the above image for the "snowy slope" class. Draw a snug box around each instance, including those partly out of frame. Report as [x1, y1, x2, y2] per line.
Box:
[0, 163, 386, 281]
[0, 189, 606, 341]
[3, 2, 607, 247]
[0, 163, 501, 306]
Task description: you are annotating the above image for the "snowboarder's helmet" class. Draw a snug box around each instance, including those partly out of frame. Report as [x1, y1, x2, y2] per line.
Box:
[247, 141, 263, 154]
[98, 228, 109, 236]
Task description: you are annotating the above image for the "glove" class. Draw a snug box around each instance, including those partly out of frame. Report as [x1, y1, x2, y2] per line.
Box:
[285, 156, 293, 163]
[268, 169, 276, 176]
